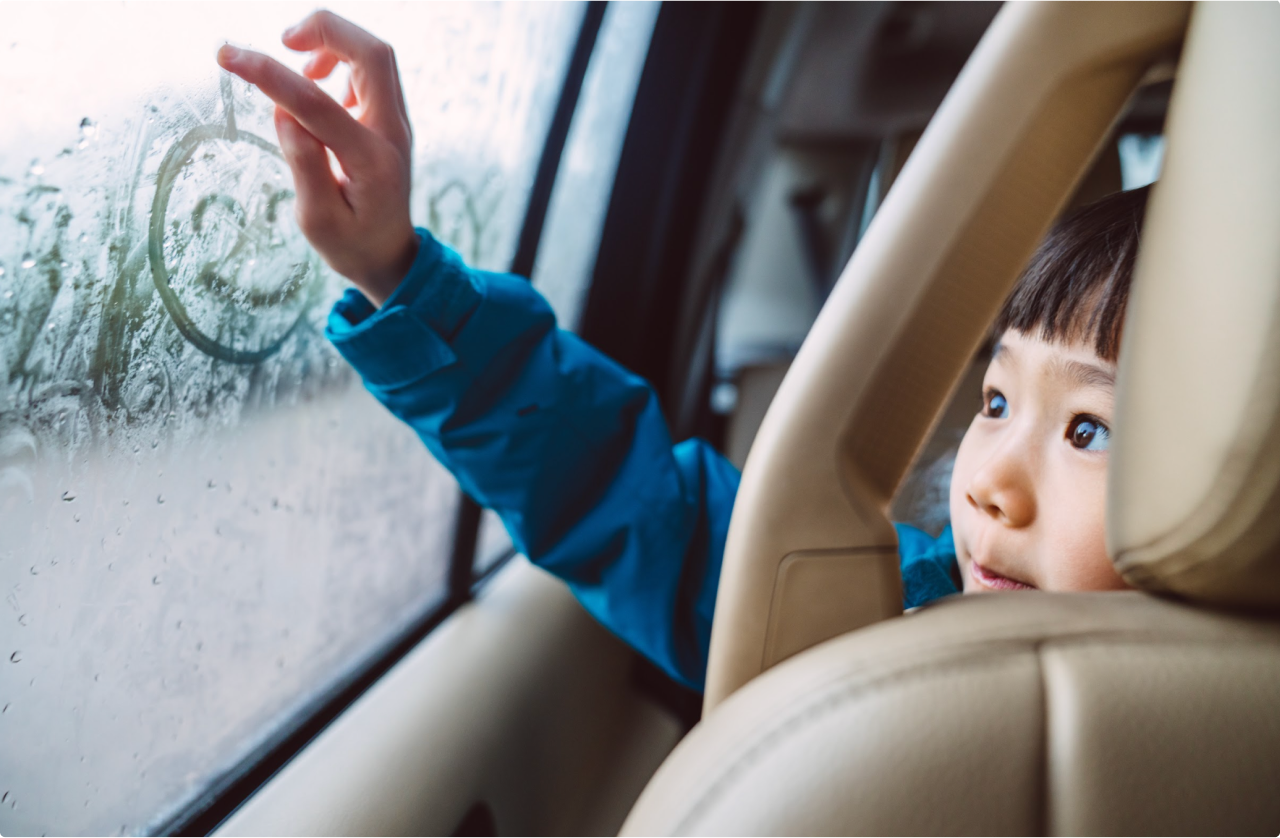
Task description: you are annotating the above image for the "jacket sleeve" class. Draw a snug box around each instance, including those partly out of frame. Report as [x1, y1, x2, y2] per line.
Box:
[325, 230, 740, 690]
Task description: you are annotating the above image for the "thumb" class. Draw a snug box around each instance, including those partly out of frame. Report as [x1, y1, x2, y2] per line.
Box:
[274, 107, 350, 240]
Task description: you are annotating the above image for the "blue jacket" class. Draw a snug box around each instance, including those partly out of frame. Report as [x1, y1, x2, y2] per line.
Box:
[326, 230, 959, 691]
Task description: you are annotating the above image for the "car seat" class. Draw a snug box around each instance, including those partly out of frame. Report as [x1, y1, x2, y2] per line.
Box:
[623, 2, 1280, 833]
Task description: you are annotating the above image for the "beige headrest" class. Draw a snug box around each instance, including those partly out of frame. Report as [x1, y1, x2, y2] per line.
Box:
[1109, 2, 1280, 608]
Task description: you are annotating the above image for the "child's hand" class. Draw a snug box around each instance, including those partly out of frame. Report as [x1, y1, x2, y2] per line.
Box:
[217, 11, 417, 306]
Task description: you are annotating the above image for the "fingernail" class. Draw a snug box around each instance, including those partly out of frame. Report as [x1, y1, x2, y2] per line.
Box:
[282, 24, 298, 39]
[218, 44, 241, 64]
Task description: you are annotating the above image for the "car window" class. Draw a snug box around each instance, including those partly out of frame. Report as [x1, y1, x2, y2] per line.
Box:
[0, 4, 583, 835]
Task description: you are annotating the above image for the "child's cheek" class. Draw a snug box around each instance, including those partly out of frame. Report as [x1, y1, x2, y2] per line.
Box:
[949, 425, 980, 592]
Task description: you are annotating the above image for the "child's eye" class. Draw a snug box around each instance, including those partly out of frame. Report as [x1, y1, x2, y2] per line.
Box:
[1067, 415, 1110, 451]
[982, 389, 1008, 418]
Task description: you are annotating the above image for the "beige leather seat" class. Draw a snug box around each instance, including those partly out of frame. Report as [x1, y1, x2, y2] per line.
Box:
[624, 2, 1280, 834]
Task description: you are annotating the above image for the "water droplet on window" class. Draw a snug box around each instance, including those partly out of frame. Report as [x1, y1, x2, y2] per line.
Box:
[1, 791, 7, 803]
[152, 575, 161, 585]
[1, 703, 7, 713]
[28, 566, 37, 576]
[9, 652, 20, 663]
[271, 498, 280, 509]
[151, 439, 159, 449]
[73, 514, 80, 523]
[106, 562, 114, 571]
[28, 162, 44, 176]
[0, 266, 6, 277]
[17, 614, 28, 627]
[3, 292, 12, 300]
[59, 261, 69, 269]
[93, 673, 100, 682]
[62, 491, 76, 502]
[207, 479, 217, 489]
[21, 257, 36, 270]
[156, 494, 165, 505]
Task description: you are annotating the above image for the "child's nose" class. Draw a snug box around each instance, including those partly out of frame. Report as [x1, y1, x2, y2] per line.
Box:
[965, 446, 1035, 528]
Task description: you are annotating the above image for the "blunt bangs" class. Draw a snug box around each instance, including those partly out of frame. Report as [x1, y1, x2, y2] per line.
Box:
[994, 185, 1150, 363]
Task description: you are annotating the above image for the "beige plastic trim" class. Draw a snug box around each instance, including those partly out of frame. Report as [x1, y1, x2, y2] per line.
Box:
[1109, 2, 1280, 606]
[704, 1, 1191, 714]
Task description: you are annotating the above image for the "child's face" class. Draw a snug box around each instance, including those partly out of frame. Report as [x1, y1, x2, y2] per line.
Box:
[949, 329, 1130, 593]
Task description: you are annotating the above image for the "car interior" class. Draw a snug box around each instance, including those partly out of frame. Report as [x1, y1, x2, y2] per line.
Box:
[3, 1, 1278, 835]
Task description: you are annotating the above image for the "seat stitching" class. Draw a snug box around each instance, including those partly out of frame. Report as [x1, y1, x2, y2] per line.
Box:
[1035, 639, 1049, 837]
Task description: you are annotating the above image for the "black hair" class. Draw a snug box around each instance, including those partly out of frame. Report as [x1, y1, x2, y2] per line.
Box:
[993, 185, 1150, 362]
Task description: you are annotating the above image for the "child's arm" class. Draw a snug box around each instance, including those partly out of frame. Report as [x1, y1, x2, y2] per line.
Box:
[218, 12, 739, 690]
[327, 230, 740, 689]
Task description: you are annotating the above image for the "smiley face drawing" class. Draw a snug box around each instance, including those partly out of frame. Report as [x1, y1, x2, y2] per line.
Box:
[148, 77, 319, 364]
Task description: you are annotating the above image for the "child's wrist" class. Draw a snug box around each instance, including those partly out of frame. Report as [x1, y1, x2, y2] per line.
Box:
[357, 229, 421, 307]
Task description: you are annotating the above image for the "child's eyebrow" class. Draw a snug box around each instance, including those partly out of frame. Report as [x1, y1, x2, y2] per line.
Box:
[1054, 358, 1116, 390]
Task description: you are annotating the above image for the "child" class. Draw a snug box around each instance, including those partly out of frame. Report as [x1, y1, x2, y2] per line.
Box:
[217, 12, 1142, 691]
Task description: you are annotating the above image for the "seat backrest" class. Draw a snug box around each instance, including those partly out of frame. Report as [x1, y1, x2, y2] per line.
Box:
[623, 594, 1280, 835]
[703, 0, 1191, 713]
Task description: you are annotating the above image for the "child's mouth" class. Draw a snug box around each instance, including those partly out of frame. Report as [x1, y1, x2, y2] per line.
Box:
[969, 559, 1037, 591]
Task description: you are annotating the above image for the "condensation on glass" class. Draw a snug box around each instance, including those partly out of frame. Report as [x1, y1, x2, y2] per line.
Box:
[0, 3, 582, 835]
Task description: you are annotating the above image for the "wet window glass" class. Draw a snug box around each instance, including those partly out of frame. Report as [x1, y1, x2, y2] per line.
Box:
[0, 3, 583, 835]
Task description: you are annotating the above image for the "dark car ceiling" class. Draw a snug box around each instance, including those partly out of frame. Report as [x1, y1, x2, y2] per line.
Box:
[780, 2, 1003, 143]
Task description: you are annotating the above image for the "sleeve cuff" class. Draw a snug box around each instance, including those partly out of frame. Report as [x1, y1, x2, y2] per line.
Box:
[324, 228, 485, 389]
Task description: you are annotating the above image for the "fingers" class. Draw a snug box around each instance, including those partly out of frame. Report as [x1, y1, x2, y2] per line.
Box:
[302, 49, 341, 80]
[218, 44, 368, 165]
[273, 108, 352, 240]
[283, 10, 390, 68]
[280, 10, 410, 150]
